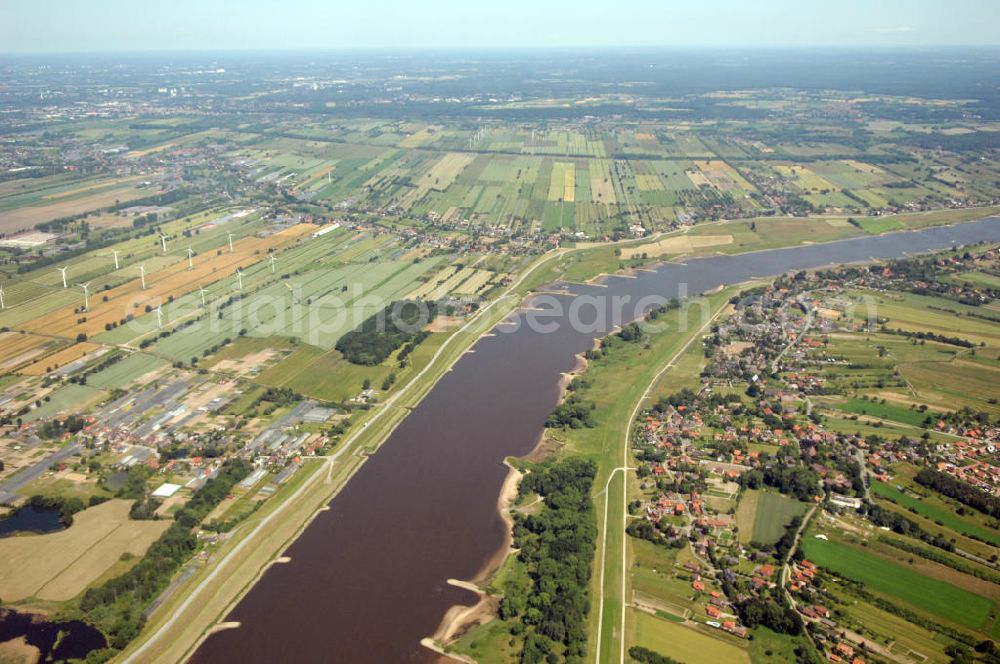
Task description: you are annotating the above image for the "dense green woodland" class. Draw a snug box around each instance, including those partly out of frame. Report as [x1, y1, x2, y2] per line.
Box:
[501, 458, 597, 664]
[336, 300, 437, 366]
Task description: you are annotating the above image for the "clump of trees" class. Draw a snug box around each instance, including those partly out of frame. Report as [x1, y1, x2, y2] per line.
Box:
[25, 493, 106, 527]
[864, 503, 955, 552]
[545, 394, 596, 429]
[336, 300, 437, 365]
[617, 322, 644, 342]
[502, 458, 597, 663]
[738, 465, 818, 502]
[734, 596, 803, 634]
[38, 414, 87, 439]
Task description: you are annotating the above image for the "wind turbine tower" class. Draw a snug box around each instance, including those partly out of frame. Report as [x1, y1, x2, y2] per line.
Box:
[0, 284, 5, 310]
[235, 268, 243, 290]
[139, 264, 147, 290]
[228, 233, 235, 253]
[112, 250, 120, 270]
[79, 282, 91, 311]
[56, 266, 68, 288]
[155, 305, 164, 329]
[269, 254, 277, 274]
[187, 246, 195, 270]
[198, 286, 207, 307]
[159, 233, 168, 253]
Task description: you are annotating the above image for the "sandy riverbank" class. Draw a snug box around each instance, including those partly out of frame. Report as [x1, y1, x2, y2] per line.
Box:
[428, 457, 523, 652]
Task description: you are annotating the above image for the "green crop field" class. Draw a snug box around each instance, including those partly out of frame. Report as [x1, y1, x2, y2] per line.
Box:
[801, 536, 994, 629]
[22, 384, 105, 422]
[856, 217, 904, 234]
[87, 353, 168, 389]
[952, 271, 1000, 289]
[750, 491, 809, 545]
[837, 397, 932, 427]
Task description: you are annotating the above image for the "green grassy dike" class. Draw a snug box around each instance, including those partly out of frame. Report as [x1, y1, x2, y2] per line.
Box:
[450, 289, 737, 663]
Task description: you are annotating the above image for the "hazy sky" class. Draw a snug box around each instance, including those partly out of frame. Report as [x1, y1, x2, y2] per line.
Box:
[2, 0, 998, 53]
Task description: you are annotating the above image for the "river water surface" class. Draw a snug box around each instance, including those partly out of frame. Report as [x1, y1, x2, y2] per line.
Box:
[192, 218, 1000, 663]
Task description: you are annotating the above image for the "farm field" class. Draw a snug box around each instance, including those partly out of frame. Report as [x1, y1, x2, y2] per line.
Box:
[0, 190, 149, 232]
[836, 396, 931, 427]
[18, 342, 104, 376]
[21, 383, 105, 422]
[629, 610, 749, 664]
[0, 499, 170, 602]
[840, 600, 951, 663]
[870, 477, 1000, 546]
[800, 535, 994, 630]
[745, 490, 808, 545]
[86, 352, 169, 389]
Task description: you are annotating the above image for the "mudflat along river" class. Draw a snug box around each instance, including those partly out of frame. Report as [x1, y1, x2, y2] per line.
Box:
[192, 218, 1000, 663]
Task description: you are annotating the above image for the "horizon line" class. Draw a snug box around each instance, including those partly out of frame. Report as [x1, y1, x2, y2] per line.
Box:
[3, 43, 1000, 57]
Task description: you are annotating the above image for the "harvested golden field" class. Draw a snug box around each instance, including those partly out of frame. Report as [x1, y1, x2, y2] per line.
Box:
[124, 143, 176, 158]
[18, 223, 315, 339]
[0, 499, 170, 602]
[399, 127, 434, 148]
[18, 342, 103, 376]
[41, 177, 144, 201]
[563, 164, 576, 202]
[298, 164, 336, 188]
[548, 162, 576, 202]
[695, 160, 755, 193]
[840, 159, 884, 174]
[420, 153, 475, 193]
[635, 174, 664, 191]
[0, 332, 59, 374]
[621, 234, 733, 259]
[775, 164, 839, 192]
[590, 159, 617, 204]
[0, 184, 150, 234]
[685, 169, 712, 188]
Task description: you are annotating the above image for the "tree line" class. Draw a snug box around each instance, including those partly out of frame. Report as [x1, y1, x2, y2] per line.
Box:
[915, 468, 1000, 519]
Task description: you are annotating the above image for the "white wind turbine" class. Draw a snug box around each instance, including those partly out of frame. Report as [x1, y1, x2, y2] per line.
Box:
[269, 254, 277, 274]
[227, 232, 234, 253]
[159, 233, 168, 253]
[139, 264, 147, 290]
[187, 246, 195, 270]
[56, 266, 68, 288]
[0, 283, 6, 310]
[79, 282, 91, 311]
[235, 267, 243, 290]
[198, 286, 207, 306]
[112, 250, 120, 270]
[155, 304, 164, 328]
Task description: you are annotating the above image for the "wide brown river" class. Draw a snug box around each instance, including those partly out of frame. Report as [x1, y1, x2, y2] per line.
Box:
[192, 218, 1000, 663]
